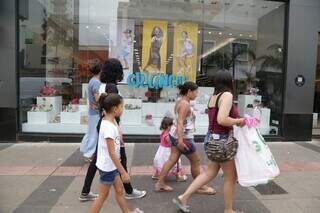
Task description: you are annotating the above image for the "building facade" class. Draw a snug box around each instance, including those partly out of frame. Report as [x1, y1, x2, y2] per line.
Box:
[0, 0, 319, 142]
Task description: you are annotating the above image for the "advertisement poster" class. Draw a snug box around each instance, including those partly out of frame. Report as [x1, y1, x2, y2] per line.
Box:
[142, 20, 168, 74]
[109, 19, 135, 84]
[172, 22, 198, 82]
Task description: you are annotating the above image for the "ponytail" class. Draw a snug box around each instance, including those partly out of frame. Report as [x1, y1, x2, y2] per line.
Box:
[177, 81, 198, 96]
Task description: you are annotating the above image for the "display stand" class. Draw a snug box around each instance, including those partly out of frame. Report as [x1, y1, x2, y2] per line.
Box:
[36, 96, 62, 112]
[61, 111, 84, 124]
[238, 95, 261, 117]
[27, 111, 53, 124]
[121, 99, 142, 125]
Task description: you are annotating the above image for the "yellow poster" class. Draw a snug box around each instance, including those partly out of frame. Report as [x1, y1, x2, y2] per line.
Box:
[173, 22, 198, 82]
[142, 20, 167, 74]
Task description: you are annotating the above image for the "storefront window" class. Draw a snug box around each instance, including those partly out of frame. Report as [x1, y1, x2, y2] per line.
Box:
[19, 0, 286, 136]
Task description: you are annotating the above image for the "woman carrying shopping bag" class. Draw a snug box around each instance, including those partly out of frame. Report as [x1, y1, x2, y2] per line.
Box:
[173, 71, 245, 213]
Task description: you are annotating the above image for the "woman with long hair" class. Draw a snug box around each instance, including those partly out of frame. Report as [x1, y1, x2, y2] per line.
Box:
[155, 81, 215, 196]
[173, 71, 245, 213]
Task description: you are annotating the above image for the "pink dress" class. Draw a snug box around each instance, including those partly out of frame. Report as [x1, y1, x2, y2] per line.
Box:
[153, 130, 182, 176]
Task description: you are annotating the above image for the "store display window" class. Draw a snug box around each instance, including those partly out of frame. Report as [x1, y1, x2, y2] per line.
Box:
[19, 0, 286, 136]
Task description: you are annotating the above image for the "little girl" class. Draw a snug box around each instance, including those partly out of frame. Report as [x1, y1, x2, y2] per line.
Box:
[153, 115, 187, 182]
[91, 93, 143, 213]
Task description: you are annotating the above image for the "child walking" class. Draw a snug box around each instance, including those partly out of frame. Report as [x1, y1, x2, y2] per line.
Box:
[153, 115, 187, 182]
[91, 93, 143, 213]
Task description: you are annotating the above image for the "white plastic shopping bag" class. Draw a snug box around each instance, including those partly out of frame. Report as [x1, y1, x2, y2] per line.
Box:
[234, 118, 280, 187]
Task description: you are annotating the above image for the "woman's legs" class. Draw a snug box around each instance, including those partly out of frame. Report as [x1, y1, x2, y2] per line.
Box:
[185, 152, 201, 179]
[220, 160, 237, 213]
[120, 147, 133, 194]
[80, 114, 100, 158]
[178, 160, 220, 205]
[81, 150, 98, 195]
[155, 147, 181, 190]
[90, 183, 110, 213]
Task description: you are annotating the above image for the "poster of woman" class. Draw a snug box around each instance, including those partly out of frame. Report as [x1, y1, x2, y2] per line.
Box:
[173, 22, 198, 82]
[142, 20, 168, 74]
[109, 19, 135, 84]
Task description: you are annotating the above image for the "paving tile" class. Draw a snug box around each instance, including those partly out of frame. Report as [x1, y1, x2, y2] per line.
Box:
[293, 198, 320, 213]
[127, 175, 269, 213]
[51, 166, 82, 176]
[254, 181, 288, 195]
[13, 176, 74, 213]
[261, 199, 304, 213]
[0, 176, 47, 213]
[0, 166, 33, 175]
[25, 166, 56, 176]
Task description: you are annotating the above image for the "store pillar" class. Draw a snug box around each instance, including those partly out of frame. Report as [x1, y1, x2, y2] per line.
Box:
[0, 0, 18, 142]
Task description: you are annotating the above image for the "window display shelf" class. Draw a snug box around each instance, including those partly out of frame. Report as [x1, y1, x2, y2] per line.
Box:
[22, 122, 209, 135]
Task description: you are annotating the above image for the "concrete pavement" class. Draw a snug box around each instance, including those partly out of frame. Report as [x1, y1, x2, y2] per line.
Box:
[0, 141, 320, 213]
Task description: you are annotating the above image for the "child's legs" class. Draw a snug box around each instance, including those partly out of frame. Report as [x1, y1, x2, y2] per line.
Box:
[114, 176, 130, 213]
[90, 183, 110, 213]
[157, 146, 181, 185]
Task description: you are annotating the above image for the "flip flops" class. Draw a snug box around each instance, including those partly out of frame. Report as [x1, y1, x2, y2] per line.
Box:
[154, 184, 173, 192]
[172, 197, 190, 213]
[176, 174, 188, 182]
[133, 208, 144, 213]
[196, 186, 216, 195]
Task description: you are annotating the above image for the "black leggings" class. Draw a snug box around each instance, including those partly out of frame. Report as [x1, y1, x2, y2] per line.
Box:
[81, 146, 133, 194]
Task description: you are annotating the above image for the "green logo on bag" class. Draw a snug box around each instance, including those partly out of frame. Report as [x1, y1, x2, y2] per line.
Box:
[252, 141, 261, 152]
[256, 129, 267, 146]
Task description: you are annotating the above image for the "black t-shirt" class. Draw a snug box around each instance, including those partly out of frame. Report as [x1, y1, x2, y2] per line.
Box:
[96, 83, 120, 133]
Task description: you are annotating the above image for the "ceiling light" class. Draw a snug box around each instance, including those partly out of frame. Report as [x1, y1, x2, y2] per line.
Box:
[229, 33, 233, 36]
[218, 32, 222, 35]
[239, 34, 243, 36]
[208, 31, 212, 35]
[97, 26, 101, 29]
[133, 40, 137, 43]
[249, 35, 253, 38]
[85, 25, 89, 29]
[198, 30, 201, 34]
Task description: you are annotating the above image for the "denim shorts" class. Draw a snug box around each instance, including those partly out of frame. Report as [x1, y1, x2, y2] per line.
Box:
[169, 134, 196, 155]
[98, 169, 120, 185]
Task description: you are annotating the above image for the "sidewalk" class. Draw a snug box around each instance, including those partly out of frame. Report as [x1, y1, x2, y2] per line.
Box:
[0, 141, 320, 213]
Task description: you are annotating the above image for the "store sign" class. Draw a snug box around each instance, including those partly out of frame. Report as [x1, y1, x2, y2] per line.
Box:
[127, 72, 188, 88]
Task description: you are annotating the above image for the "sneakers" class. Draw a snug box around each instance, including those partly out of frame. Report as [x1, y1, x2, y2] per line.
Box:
[125, 188, 147, 200]
[78, 192, 98, 202]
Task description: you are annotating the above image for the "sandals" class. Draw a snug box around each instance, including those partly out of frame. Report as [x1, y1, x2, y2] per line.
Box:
[176, 174, 188, 182]
[151, 175, 159, 180]
[172, 197, 190, 213]
[196, 186, 216, 195]
[154, 184, 173, 192]
[132, 208, 144, 213]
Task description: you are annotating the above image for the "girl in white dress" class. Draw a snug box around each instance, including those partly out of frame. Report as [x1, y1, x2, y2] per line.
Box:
[153, 116, 187, 182]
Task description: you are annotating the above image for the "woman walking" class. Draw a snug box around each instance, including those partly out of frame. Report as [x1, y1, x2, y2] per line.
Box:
[80, 63, 102, 160]
[155, 81, 215, 195]
[173, 71, 245, 213]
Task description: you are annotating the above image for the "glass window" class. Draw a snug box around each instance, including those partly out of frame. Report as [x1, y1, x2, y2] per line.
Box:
[19, 0, 286, 136]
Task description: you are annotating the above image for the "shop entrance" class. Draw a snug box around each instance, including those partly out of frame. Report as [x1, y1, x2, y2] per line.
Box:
[313, 33, 320, 134]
